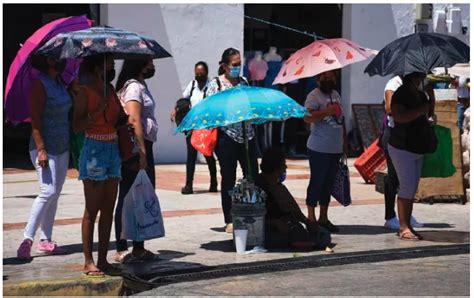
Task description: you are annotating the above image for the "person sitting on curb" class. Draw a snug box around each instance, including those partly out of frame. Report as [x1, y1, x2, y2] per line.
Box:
[255, 147, 331, 250]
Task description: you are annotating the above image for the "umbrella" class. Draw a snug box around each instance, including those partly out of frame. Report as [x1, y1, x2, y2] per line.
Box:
[273, 38, 377, 85]
[4, 15, 92, 122]
[35, 26, 172, 59]
[364, 33, 470, 77]
[176, 86, 307, 180]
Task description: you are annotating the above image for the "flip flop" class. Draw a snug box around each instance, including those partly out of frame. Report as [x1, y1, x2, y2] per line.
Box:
[81, 270, 105, 279]
[398, 230, 421, 241]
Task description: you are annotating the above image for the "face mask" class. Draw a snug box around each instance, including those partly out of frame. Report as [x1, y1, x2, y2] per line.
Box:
[143, 68, 155, 79]
[195, 75, 207, 83]
[104, 69, 116, 83]
[278, 172, 287, 183]
[229, 66, 241, 78]
[319, 80, 335, 94]
[54, 60, 67, 73]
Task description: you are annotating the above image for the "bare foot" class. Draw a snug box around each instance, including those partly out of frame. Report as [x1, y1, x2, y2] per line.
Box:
[398, 229, 421, 241]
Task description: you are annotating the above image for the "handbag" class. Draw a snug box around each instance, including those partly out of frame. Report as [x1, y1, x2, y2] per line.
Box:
[331, 155, 352, 206]
[117, 123, 139, 161]
[121, 170, 165, 241]
[191, 128, 218, 157]
[421, 125, 456, 178]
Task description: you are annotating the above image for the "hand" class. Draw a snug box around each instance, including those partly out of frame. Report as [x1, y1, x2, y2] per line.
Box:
[37, 149, 49, 168]
[139, 151, 147, 170]
[170, 110, 176, 123]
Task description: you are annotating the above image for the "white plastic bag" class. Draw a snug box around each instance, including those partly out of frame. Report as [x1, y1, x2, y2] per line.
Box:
[121, 170, 165, 241]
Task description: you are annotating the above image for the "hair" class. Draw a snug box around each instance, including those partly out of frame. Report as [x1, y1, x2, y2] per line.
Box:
[217, 47, 240, 75]
[30, 55, 50, 73]
[195, 61, 209, 74]
[260, 147, 286, 174]
[116, 58, 149, 91]
[402, 72, 424, 85]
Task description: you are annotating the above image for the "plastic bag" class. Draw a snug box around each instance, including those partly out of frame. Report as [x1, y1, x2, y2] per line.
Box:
[421, 125, 456, 178]
[121, 170, 165, 241]
[191, 128, 218, 157]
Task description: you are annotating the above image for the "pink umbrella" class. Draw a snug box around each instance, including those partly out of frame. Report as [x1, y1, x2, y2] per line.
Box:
[4, 15, 92, 122]
[273, 38, 378, 85]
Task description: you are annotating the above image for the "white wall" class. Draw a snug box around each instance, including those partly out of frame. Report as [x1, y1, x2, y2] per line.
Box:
[101, 4, 244, 163]
[341, 3, 470, 129]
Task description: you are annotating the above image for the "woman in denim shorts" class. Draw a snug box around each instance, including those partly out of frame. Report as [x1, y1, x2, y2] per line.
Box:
[72, 54, 124, 278]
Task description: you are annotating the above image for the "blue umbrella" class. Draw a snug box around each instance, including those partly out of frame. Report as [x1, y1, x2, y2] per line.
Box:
[35, 26, 171, 59]
[176, 86, 307, 132]
[176, 86, 307, 180]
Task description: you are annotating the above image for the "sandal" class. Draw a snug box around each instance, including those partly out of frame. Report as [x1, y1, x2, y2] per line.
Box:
[135, 249, 160, 261]
[398, 230, 421, 241]
[81, 270, 105, 279]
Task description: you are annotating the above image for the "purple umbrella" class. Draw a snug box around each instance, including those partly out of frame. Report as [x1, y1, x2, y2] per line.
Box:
[4, 15, 92, 122]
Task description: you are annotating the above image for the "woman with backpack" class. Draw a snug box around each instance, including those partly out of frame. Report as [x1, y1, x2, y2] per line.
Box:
[206, 48, 258, 233]
[113, 57, 160, 263]
[16, 55, 71, 260]
[173, 62, 218, 195]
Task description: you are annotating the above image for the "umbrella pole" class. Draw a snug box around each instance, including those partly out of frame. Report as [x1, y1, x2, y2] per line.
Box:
[242, 121, 253, 182]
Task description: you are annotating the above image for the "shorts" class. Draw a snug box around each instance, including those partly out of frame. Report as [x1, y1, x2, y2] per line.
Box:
[388, 144, 423, 199]
[79, 138, 121, 181]
[306, 149, 342, 207]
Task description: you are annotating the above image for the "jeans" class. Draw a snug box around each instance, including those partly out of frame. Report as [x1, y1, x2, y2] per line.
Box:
[24, 150, 69, 241]
[185, 134, 217, 186]
[306, 149, 341, 207]
[381, 126, 399, 220]
[215, 131, 258, 224]
[114, 140, 155, 251]
[457, 101, 467, 134]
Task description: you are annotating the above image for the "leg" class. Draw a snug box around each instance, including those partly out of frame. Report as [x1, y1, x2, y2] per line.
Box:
[215, 132, 238, 224]
[184, 134, 197, 189]
[318, 153, 341, 224]
[82, 180, 104, 273]
[384, 152, 399, 221]
[40, 150, 70, 241]
[97, 178, 119, 269]
[306, 149, 331, 223]
[205, 154, 218, 190]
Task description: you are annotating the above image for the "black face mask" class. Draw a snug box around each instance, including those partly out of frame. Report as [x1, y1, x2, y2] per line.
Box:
[103, 69, 116, 83]
[319, 80, 335, 94]
[54, 61, 67, 73]
[143, 68, 155, 79]
[195, 75, 207, 83]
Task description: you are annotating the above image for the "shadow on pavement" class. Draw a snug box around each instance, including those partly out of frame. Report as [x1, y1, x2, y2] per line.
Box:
[210, 227, 225, 233]
[156, 250, 195, 260]
[336, 225, 396, 235]
[200, 239, 234, 252]
[418, 230, 469, 243]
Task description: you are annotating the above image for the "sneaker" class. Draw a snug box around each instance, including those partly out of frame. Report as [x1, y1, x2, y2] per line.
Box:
[225, 223, 234, 233]
[17, 239, 33, 260]
[181, 185, 193, 195]
[410, 216, 424, 228]
[384, 217, 400, 230]
[209, 183, 218, 193]
[36, 240, 67, 255]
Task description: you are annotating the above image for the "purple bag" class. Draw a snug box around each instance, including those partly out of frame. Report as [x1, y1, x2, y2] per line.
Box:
[331, 156, 352, 207]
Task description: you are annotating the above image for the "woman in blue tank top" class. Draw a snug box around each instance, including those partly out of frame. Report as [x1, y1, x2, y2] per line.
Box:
[16, 55, 72, 260]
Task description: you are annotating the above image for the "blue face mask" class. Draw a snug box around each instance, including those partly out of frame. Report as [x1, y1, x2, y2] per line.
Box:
[278, 172, 287, 183]
[229, 66, 241, 78]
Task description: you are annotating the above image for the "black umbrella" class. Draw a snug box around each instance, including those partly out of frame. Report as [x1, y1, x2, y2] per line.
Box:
[35, 26, 171, 59]
[364, 33, 469, 76]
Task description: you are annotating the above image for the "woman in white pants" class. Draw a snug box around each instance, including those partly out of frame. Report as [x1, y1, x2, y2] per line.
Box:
[17, 55, 72, 260]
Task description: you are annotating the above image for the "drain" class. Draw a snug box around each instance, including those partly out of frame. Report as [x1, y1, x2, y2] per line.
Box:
[122, 244, 469, 295]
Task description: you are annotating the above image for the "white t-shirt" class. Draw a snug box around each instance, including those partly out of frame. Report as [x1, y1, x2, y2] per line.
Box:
[118, 79, 158, 142]
[183, 79, 209, 108]
[457, 76, 469, 98]
[384, 76, 403, 128]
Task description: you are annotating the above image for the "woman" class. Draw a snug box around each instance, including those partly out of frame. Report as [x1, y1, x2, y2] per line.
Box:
[180, 61, 218, 195]
[73, 54, 122, 277]
[114, 57, 160, 263]
[303, 70, 346, 233]
[388, 72, 433, 241]
[255, 147, 331, 250]
[206, 48, 258, 233]
[16, 55, 71, 260]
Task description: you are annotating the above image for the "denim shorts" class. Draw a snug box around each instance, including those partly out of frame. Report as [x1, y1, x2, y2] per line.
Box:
[79, 138, 121, 181]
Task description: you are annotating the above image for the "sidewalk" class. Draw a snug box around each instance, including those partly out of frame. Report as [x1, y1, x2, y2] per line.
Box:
[3, 159, 470, 295]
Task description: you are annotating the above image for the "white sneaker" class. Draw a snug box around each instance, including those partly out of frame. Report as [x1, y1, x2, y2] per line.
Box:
[384, 217, 400, 230]
[410, 216, 424, 228]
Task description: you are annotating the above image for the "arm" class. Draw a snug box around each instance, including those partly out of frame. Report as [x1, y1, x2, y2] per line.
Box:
[391, 103, 428, 124]
[125, 100, 147, 169]
[182, 81, 192, 98]
[425, 82, 436, 117]
[29, 80, 48, 168]
[303, 105, 337, 124]
[384, 90, 394, 114]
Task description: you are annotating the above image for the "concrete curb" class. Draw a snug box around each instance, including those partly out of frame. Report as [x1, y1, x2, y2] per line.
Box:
[3, 276, 122, 296]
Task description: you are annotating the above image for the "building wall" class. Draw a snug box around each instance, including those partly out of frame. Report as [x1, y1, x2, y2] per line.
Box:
[101, 4, 244, 163]
[341, 3, 470, 129]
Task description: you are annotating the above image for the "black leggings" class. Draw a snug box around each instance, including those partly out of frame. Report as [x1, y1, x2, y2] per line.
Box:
[185, 134, 217, 186]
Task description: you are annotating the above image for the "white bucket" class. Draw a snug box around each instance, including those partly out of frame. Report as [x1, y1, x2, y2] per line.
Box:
[234, 229, 248, 254]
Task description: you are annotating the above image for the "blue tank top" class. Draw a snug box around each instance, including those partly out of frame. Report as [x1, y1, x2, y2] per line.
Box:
[29, 73, 72, 155]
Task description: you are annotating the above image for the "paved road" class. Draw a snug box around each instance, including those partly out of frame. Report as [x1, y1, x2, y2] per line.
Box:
[137, 254, 470, 296]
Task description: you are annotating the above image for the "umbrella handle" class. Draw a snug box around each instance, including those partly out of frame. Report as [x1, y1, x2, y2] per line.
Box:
[242, 121, 253, 182]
